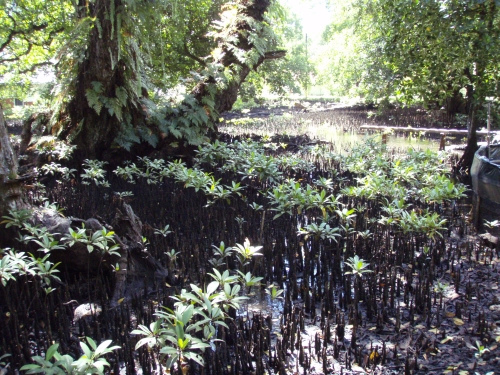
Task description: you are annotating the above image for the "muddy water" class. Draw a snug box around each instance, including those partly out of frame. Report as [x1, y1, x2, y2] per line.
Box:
[220, 107, 466, 154]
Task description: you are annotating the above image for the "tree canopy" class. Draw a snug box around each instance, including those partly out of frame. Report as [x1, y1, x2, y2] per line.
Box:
[322, 0, 500, 109]
[320, 0, 500, 169]
[1, 0, 288, 158]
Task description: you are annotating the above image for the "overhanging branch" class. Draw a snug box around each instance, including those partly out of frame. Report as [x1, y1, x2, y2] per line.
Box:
[263, 50, 286, 60]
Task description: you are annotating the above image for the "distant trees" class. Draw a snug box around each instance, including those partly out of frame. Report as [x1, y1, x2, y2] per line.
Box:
[322, 0, 499, 171]
[239, 7, 314, 101]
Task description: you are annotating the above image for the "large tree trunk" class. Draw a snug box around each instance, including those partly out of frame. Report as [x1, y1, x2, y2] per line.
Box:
[0, 104, 24, 217]
[54, 0, 146, 160]
[456, 2, 496, 175]
[51, 0, 283, 159]
[456, 78, 480, 176]
[154, 0, 284, 154]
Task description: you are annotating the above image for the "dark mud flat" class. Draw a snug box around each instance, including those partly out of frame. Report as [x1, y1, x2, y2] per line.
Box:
[2, 119, 499, 374]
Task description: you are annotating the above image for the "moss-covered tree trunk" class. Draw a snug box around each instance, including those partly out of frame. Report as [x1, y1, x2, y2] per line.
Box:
[54, 0, 146, 160]
[0, 104, 24, 218]
[52, 0, 283, 159]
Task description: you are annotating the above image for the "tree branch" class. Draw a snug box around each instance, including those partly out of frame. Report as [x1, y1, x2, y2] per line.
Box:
[263, 50, 287, 60]
[182, 42, 207, 67]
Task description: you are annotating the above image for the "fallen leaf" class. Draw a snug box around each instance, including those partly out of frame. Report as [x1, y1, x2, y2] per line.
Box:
[400, 322, 410, 330]
[441, 336, 453, 344]
[351, 364, 366, 373]
[453, 318, 465, 326]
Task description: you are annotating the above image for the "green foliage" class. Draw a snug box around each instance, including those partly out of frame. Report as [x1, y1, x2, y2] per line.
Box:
[267, 179, 340, 219]
[81, 159, 109, 187]
[20, 338, 120, 375]
[345, 255, 372, 277]
[40, 163, 76, 181]
[233, 238, 263, 266]
[0, 0, 72, 97]
[473, 340, 490, 359]
[154, 224, 173, 237]
[131, 236, 267, 370]
[298, 221, 341, 241]
[321, 0, 500, 109]
[34, 138, 76, 161]
[239, 6, 313, 98]
[265, 283, 284, 300]
[62, 224, 120, 257]
[1, 208, 33, 228]
[237, 270, 263, 288]
[0, 205, 120, 291]
[209, 241, 233, 267]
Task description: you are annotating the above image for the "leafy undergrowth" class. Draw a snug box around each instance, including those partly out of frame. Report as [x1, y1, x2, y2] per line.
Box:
[1, 134, 499, 374]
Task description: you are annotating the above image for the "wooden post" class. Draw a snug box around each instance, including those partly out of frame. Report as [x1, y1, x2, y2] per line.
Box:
[472, 193, 481, 230]
[487, 102, 491, 160]
[439, 133, 446, 151]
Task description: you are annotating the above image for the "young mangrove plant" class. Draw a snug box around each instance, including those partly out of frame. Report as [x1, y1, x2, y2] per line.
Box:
[20, 338, 119, 375]
[345, 255, 373, 277]
[154, 224, 173, 237]
[233, 238, 263, 267]
[266, 283, 284, 300]
[133, 304, 211, 369]
[81, 159, 109, 187]
[62, 224, 120, 256]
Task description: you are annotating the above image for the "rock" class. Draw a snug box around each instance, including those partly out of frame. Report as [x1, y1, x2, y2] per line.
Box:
[489, 304, 500, 320]
[73, 303, 102, 323]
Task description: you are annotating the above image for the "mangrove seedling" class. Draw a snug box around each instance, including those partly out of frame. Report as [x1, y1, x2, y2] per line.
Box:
[155, 224, 173, 237]
[81, 159, 109, 187]
[208, 268, 239, 287]
[233, 238, 263, 266]
[237, 270, 263, 289]
[62, 226, 120, 256]
[136, 304, 211, 369]
[1, 208, 33, 229]
[473, 340, 490, 358]
[20, 338, 120, 375]
[165, 249, 180, 267]
[298, 222, 341, 241]
[209, 241, 233, 267]
[266, 283, 284, 300]
[345, 255, 372, 277]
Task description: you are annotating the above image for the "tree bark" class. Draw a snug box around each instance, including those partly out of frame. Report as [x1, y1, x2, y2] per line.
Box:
[456, 1, 496, 175]
[0, 104, 24, 217]
[456, 77, 480, 175]
[156, 0, 284, 153]
[54, 0, 146, 160]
